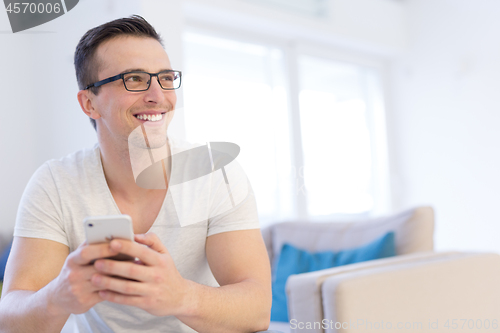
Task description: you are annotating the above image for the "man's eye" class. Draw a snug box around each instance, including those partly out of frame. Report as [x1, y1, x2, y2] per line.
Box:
[160, 75, 174, 81]
[126, 75, 143, 82]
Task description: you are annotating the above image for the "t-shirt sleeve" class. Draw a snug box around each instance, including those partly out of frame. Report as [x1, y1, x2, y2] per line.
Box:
[207, 160, 260, 237]
[13, 162, 68, 246]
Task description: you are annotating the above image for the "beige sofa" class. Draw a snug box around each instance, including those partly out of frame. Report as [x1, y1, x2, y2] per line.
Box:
[263, 207, 500, 333]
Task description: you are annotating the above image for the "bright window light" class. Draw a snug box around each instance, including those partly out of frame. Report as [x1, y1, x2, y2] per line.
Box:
[298, 55, 378, 215]
[183, 32, 390, 224]
[183, 32, 293, 225]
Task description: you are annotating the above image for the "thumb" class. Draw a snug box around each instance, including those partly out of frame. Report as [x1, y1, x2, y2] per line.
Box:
[134, 232, 167, 254]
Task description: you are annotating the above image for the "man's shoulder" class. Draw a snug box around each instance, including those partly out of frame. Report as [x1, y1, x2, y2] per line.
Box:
[43, 144, 100, 178]
[23, 144, 101, 199]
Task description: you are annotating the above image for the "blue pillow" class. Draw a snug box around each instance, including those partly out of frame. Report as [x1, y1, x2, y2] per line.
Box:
[0, 240, 13, 281]
[271, 232, 396, 322]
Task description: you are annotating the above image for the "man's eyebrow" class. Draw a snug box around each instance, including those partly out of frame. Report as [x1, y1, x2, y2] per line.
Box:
[119, 68, 174, 74]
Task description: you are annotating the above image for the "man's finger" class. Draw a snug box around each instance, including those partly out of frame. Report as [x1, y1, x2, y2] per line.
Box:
[91, 274, 147, 296]
[70, 243, 121, 266]
[109, 239, 161, 266]
[79, 264, 100, 280]
[93, 258, 151, 282]
[98, 290, 144, 307]
[134, 233, 167, 254]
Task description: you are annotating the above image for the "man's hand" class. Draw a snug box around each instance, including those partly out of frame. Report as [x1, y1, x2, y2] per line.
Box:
[89, 233, 191, 317]
[49, 241, 122, 315]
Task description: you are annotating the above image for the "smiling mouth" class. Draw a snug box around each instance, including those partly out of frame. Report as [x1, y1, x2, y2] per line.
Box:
[134, 112, 167, 122]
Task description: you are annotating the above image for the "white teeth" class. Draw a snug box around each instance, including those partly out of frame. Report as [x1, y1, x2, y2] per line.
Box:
[136, 114, 163, 121]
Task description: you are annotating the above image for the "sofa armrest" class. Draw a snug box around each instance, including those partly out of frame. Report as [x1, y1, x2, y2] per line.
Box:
[285, 252, 462, 333]
[321, 252, 500, 333]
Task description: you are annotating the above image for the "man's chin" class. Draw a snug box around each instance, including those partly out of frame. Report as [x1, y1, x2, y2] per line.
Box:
[145, 136, 169, 149]
[128, 124, 169, 150]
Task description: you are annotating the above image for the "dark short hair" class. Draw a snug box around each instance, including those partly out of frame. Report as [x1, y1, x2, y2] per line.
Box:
[74, 15, 164, 130]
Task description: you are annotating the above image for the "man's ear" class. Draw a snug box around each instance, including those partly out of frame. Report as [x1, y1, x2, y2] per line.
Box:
[77, 89, 101, 120]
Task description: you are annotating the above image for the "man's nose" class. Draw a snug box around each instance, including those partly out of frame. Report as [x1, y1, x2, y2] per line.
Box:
[144, 75, 165, 103]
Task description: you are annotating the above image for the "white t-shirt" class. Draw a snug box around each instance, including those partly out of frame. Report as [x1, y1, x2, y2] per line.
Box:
[14, 137, 260, 333]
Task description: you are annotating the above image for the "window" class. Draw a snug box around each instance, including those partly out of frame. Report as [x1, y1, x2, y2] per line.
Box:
[183, 31, 390, 226]
[299, 55, 377, 215]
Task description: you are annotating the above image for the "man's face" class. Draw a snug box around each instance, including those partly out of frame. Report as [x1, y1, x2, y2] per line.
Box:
[91, 36, 176, 149]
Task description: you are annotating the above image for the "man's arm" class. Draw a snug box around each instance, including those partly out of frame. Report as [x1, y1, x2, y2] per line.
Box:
[177, 229, 272, 333]
[0, 236, 122, 333]
[0, 237, 70, 333]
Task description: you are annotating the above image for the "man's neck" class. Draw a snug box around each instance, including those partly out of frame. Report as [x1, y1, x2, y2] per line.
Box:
[98, 135, 171, 201]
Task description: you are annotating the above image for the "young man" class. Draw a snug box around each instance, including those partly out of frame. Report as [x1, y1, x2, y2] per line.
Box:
[0, 16, 272, 333]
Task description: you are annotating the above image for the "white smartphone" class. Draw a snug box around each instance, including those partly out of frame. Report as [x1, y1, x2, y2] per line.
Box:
[83, 214, 135, 262]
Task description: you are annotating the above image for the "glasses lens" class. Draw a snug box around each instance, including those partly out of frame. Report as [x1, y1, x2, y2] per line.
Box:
[158, 71, 181, 89]
[123, 72, 150, 91]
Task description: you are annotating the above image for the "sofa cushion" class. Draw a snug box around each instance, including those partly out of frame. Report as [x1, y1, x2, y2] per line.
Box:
[270, 207, 433, 276]
[271, 232, 396, 322]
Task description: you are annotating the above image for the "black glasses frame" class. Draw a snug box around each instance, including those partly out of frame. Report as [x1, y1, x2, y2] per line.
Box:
[85, 70, 182, 91]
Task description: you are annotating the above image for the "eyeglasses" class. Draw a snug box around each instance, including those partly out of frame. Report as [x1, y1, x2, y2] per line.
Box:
[85, 70, 182, 92]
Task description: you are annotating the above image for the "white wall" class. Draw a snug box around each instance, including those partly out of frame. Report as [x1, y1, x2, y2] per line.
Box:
[390, 0, 500, 253]
[0, 0, 185, 233]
